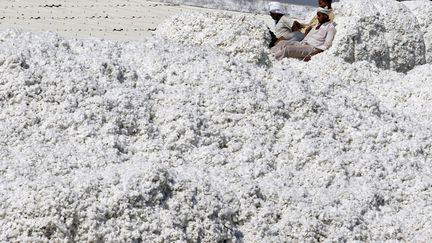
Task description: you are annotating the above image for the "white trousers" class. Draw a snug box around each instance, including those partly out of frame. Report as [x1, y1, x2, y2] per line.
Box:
[271, 41, 316, 60]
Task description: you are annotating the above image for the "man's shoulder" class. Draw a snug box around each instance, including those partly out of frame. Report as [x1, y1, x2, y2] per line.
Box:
[280, 15, 294, 23]
[323, 21, 336, 30]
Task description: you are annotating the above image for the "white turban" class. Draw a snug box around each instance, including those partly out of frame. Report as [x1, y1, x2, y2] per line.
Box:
[317, 7, 331, 16]
[269, 2, 285, 15]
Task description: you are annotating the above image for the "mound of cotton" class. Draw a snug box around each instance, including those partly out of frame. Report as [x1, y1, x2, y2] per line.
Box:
[1, 16, 432, 243]
[0, 29, 254, 242]
[330, 0, 428, 72]
[156, 12, 272, 65]
[369, 63, 432, 127]
[156, 0, 432, 72]
[403, 0, 432, 63]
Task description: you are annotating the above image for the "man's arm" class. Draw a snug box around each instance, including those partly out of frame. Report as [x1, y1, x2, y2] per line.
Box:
[292, 21, 304, 31]
[304, 26, 313, 35]
[301, 16, 318, 34]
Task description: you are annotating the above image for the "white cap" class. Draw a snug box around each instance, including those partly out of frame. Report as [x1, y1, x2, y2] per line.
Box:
[269, 2, 285, 15]
[317, 7, 331, 16]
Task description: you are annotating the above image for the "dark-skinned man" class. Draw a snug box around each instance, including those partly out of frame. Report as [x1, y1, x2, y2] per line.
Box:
[268, 2, 304, 48]
[300, 0, 335, 35]
[271, 7, 336, 62]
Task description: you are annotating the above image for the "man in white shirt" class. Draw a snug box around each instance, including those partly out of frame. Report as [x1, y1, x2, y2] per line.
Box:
[268, 2, 304, 47]
[271, 7, 336, 61]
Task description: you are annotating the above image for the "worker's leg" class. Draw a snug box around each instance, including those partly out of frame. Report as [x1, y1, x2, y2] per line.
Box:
[271, 41, 315, 60]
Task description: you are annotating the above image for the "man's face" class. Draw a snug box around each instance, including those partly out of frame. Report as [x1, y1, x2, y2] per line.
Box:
[317, 12, 329, 23]
[318, 0, 327, 8]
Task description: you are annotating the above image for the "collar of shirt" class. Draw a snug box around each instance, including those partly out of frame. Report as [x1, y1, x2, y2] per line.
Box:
[316, 21, 332, 29]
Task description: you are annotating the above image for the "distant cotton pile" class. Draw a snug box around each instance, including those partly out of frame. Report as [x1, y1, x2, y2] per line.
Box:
[1, 0, 432, 242]
[402, 0, 432, 63]
[156, 12, 272, 65]
[329, 0, 431, 72]
[156, 0, 432, 72]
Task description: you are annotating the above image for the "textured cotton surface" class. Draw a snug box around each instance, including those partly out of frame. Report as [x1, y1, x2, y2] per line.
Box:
[157, 0, 432, 72]
[156, 12, 272, 65]
[329, 0, 429, 72]
[403, 0, 432, 63]
[1, 1, 432, 242]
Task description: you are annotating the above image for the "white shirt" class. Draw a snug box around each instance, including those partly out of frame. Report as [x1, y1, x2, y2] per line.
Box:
[301, 21, 336, 51]
[274, 15, 294, 39]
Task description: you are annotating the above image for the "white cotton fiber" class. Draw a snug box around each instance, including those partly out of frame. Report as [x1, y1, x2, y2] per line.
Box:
[1, 2, 432, 242]
[155, 12, 272, 65]
[330, 0, 428, 72]
[402, 0, 432, 63]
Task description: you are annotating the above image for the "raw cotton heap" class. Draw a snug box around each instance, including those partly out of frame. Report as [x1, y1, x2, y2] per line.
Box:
[156, 0, 432, 72]
[1, 1, 432, 243]
[402, 0, 432, 63]
[329, 0, 431, 72]
[156, 12, 272, 65]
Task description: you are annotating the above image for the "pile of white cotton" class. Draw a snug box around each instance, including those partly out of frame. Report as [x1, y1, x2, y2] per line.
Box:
[156, 12, 272, 65]
[329, 0, 431, 72]
[1, 0, 432, 242]
[402, 0, 432, 63]
[157, 0, 432, 72]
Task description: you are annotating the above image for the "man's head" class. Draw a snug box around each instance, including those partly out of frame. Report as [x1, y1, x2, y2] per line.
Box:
[318, 0, 332, 8]
[269, 2, 285, 21]
[316, 7, 331, 24]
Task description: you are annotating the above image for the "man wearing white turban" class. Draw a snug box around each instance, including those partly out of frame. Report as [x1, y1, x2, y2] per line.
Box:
[268, 1, 304, 47]
[271, 7, 336, 61]
[300, 0, 335, 34]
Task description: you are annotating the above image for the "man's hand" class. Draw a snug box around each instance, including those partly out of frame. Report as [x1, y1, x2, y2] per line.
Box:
[274, 37, 285, 46]
[292, 21, 303, 32]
